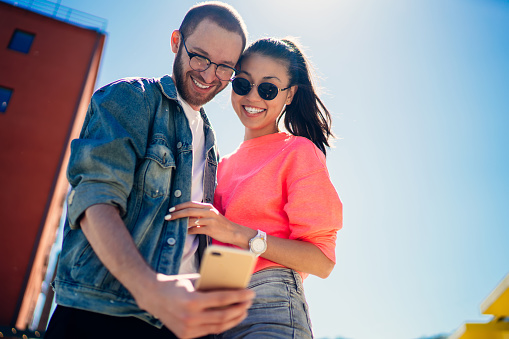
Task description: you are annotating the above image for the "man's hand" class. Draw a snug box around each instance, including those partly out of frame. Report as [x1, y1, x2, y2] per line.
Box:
[134, 274, 254, 339]
[81, 204, 254, 338]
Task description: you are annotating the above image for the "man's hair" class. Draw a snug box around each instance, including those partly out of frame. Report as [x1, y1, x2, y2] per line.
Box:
[179, 1, 247, 50]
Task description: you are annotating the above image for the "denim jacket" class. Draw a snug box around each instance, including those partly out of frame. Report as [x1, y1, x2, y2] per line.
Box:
[52, 75, 218, 327]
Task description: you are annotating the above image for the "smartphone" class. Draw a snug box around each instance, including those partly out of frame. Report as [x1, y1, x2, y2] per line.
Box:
[196, 245, 257, 291]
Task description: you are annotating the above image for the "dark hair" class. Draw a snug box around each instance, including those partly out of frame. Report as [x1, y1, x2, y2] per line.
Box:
[179, 1, 248, 50]
[239, 38, 334, 155]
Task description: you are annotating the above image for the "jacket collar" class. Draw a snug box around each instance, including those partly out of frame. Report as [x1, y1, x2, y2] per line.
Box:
[158, 74, 178, 101]
[157, 74, 213, 130]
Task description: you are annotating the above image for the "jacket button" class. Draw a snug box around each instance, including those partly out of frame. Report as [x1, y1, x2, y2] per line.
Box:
[177, 142, 182, 148]
[167, 237, 176, 246]
[174, 190, 182, 197]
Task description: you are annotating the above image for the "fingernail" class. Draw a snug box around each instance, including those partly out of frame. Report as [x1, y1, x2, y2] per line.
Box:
[164, 214, 171, 220]
[169, 207, 175, 212]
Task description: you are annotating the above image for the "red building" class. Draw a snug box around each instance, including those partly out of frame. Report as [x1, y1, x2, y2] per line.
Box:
[0, 0, 106, 336]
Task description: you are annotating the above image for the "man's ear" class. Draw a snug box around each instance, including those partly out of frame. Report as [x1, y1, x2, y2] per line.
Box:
[170, 30, 181, 54]
[286, 85, 298, 105]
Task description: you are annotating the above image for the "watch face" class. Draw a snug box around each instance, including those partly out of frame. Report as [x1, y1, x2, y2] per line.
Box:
[252, 238, 266, 253]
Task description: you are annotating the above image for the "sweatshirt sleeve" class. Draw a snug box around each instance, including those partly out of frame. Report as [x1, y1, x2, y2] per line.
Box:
[283, 141, 343, 263]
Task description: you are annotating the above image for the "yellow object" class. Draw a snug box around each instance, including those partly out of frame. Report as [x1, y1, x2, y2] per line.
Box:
[482, 273, 509, 317]
[449, 321, 509, 339]
[449, 273, 509, 339]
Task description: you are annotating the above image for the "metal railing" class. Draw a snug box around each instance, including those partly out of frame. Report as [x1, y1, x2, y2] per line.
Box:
[1, 0, 107, 32]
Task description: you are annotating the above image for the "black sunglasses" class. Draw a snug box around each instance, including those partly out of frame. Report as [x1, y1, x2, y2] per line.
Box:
[231, 77, 291, 101]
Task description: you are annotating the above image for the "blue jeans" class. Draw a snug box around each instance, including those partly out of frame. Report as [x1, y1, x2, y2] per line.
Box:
[217, 268, 313, 339]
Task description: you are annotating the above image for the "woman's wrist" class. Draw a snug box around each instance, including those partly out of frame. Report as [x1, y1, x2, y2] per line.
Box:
[232, 223, 257, 249]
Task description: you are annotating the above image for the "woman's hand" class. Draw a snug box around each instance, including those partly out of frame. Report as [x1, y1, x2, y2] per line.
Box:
[165, 203, 334, 279]
[164, 201, 256, 248]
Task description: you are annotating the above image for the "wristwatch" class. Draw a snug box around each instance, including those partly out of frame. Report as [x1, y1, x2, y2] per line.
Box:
[249, 230, 267, 256]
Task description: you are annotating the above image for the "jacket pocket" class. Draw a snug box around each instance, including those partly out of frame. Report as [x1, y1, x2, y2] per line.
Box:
[70, 242, 109, 288]
[141, 137, 176, 198]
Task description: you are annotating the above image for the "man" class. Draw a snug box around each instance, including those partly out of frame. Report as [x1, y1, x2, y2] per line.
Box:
[45, 3, 253, 339]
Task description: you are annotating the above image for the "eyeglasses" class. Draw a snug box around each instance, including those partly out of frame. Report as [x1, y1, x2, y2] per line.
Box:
[180, 32, 237, 81]
[231, 77, 291, 101]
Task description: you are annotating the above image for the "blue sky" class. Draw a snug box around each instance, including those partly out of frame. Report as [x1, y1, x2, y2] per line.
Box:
[57, 0, 509, 338]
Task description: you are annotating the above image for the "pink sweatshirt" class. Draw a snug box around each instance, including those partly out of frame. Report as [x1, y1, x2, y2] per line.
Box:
[213, 132, 343, 280]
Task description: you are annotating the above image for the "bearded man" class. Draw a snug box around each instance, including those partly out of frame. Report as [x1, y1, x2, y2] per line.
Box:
[45, 3, 253, 339]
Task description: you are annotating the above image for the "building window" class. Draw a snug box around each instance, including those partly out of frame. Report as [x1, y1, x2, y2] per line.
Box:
[8, 29, 35, 54]
[0, 87, 13, 113]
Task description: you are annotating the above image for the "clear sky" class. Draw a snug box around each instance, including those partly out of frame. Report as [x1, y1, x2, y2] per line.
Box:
[57, 0, 509, 338]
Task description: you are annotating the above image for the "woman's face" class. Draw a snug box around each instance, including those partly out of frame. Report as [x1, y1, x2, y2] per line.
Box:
[231, 53, 297, 140]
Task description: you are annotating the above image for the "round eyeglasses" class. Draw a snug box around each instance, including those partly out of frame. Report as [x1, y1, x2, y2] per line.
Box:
[231, 77, 291, 101]
[180, 32, 237, 81]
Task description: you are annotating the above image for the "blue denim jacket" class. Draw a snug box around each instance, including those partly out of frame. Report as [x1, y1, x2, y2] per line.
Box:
[52, 75, 218, 327]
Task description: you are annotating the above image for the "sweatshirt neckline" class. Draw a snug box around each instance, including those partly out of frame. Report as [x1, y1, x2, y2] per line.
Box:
[239, 132, 292, 149]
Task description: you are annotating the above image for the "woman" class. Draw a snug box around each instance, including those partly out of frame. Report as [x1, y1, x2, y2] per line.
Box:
[166, 38, 342, 338]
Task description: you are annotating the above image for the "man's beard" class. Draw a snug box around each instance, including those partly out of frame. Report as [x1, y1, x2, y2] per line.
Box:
[173, 49, 225, 109]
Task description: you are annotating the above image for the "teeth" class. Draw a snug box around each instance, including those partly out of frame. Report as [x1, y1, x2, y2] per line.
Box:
[244, 106, 264, 114]
[192, 78, 210, 89]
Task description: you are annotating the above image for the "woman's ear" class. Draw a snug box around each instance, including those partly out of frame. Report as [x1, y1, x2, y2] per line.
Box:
[170, 30, 181, 54]
[286, 85, 298, 105]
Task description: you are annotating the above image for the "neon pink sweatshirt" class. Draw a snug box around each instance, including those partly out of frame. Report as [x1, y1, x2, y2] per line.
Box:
[213, 132, 343, 280]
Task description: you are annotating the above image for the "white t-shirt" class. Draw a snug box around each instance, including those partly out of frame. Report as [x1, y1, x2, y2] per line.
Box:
[176, 91, 206, 274]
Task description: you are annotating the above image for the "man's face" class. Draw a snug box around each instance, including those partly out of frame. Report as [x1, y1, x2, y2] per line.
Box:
[172, 19, 244, 111]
